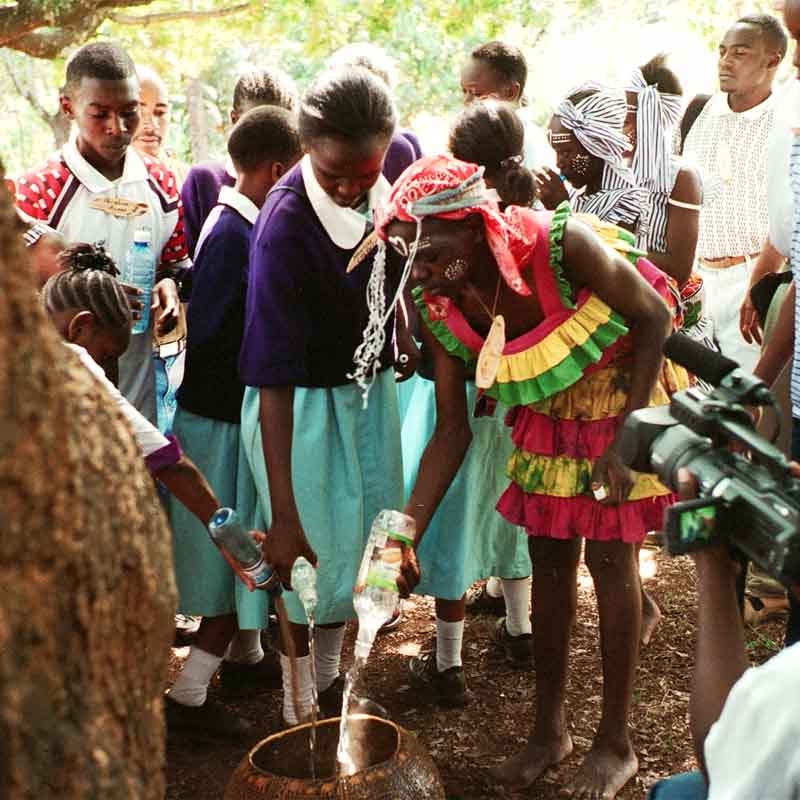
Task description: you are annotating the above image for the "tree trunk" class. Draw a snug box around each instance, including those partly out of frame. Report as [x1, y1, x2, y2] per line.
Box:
[185, 76, 210, 163]
[49, 106, 72, 149]
[0, 168, 175, 798]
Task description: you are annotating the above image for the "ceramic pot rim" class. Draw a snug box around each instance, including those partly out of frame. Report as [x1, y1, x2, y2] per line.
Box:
[246, 713, 402, 783]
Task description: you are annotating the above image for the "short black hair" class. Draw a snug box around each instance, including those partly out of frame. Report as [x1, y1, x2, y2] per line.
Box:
[449, 101, 535, 208]
[64, 42, 136, 94]
[470, 40, 527, 97]
[640, 53, 682, 96]
[232, 68, 297, 113]
[227, 106, 301, 172]
[736, 13, 788, 59]
[298, 66, 396, 145]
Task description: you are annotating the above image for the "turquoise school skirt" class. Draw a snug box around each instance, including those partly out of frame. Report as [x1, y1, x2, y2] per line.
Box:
[241, 370, 403, 625]
[168, 407, 269, 630]
[403, 379, 531, 600]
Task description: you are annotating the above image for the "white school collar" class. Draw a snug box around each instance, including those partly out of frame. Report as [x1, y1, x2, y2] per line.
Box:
[300, 154, 391, 249]
[217, 185, 259, 225]
[62, 136, 148, 193]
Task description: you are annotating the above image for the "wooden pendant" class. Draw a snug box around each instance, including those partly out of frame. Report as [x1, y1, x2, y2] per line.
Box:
[475, 314, 506, 390]
[88, 196, 149, 218]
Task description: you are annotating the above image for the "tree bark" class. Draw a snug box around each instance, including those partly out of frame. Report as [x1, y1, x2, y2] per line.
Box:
[185, 76, 210, 163]
[0, 168, 175, 798]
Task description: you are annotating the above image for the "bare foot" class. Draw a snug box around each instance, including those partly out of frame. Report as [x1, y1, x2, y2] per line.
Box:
[641, 588, 662, 647]
[561, 740, 638, 799]
[489, 732, 573, 790]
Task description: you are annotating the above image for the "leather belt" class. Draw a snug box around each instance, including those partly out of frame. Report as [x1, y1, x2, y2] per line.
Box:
[698, 252, 760, 270]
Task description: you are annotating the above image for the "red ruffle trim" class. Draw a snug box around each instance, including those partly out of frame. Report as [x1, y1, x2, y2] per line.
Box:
[496, 483, 673, 543]
[509, 411, 620, 460]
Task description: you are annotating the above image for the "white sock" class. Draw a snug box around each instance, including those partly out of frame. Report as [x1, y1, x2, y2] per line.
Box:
[435, 618, 464, 672]
[502, 576, 533, 636]
[280, 653, 315, 725]
[225, 628, 264, 665]
[169, 647, 222, 707]
[314, 625, 345, 692]
[486, 576, 503, 598]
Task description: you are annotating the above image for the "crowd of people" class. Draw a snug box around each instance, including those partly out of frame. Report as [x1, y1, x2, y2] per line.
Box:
[7, 6, 800, 798]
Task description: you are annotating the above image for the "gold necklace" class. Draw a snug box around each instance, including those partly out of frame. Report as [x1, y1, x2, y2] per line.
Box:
[467, 276, 505, 390]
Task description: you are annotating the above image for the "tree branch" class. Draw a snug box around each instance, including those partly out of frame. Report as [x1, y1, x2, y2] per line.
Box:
[108, 3, 250, 25]
[0, 0, 154, 56]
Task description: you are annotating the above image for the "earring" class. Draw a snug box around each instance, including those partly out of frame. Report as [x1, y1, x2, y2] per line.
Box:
[443, 258, 468, 282]
[570, 153, 592, 176]
[388, 235, 409, 257]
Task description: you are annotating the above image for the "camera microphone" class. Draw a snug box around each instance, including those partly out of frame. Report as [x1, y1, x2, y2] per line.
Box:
[664, 333, 773, 406]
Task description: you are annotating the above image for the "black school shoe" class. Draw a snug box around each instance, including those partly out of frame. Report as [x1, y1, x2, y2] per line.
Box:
[164, 695, 252, 743]
[317, 674, 389, 720]
[465, 582, 506, 616]
[493, 616, 534, 670]
[408, 653, 468, 708]
[218, 648, 282, 698]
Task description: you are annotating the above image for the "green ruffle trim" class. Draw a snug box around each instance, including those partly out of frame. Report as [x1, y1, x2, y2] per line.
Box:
[413, 288, 476, 367]
[614, 226, 647, 266]
[484, 311, 628, 407]
[549, 201, 576, 310]
[413, 291, 629, 409]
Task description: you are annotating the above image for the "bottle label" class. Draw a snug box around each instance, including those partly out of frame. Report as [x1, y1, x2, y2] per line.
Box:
[364, 549, 402, 591]
[244, 558, 275, 589]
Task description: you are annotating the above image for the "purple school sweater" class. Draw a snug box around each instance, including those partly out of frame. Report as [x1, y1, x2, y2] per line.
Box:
[239, 163, 399, 388]
[182, 134, 417, 259]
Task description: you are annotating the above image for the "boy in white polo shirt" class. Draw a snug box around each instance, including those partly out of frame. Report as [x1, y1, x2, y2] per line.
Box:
[16, 42, 189, 423]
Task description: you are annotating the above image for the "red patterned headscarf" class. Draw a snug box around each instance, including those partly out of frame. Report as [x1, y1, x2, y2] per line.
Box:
[350, 154, 539, 405]
[375, 154, 538, 296]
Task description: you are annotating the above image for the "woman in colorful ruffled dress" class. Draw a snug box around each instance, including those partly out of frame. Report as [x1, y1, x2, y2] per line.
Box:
[356, 154, 684, 799]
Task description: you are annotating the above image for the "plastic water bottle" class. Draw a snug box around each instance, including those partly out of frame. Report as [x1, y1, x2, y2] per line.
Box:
[123, 228, 155, 335]
[207, 508, 281, 595]
[291, 556, 318, 619]
[352, 510, 415, 660]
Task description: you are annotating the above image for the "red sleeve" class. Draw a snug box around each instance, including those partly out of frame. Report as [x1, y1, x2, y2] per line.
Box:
[144, 156, 190, 267]
[15, 158, 71, 222]
[160, 198, 190, 266]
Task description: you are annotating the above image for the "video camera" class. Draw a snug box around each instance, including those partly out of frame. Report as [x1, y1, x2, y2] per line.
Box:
[618, 333, 800, 587]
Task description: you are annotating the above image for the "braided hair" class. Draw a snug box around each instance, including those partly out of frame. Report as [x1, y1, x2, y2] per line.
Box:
[42, 243, 132, 330]
[449, 100, 535, 208]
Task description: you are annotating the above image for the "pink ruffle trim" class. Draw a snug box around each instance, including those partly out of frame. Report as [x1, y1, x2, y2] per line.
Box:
[509, 412, 620, 460]
[496, 483, 673, 544]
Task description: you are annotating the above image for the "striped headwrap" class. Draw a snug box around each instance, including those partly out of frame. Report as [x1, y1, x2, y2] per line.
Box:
[555, 89, 631, 173]
[626, 68, 682, 194]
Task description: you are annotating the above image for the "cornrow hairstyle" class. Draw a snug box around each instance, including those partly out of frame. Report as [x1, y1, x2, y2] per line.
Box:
[640, 53, 683, 96]
[736, 13, 788, 59]
[64, 42, 136, 94]
[298, 66, 396, 146]
[43, 243, 132, 330]
[228, 106, 301, 172]
[449, 100, 535, 208]
[470, 40, 527, 98]
[232, 67, 298, 113]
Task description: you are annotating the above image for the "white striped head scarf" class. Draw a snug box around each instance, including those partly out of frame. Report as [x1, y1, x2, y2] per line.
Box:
[626, 68, 682, 194]
[554, 89, 631, 171]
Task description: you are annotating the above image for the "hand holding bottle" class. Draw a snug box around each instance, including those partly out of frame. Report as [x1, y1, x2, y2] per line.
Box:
[263, 513, 318, 589]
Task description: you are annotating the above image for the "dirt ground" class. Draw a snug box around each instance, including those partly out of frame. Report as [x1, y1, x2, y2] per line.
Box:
[165, 546, 785, 799]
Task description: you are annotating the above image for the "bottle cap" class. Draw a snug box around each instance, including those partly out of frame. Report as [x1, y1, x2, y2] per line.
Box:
[133, 228, 152, 244]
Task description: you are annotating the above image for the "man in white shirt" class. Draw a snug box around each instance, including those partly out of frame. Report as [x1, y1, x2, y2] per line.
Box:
[683, 14, 787, 372]
[646, 476, 800, 800]
[16, 42, 189, 424]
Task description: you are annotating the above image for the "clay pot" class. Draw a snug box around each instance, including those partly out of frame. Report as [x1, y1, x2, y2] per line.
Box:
[224, 714, 446, 800]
